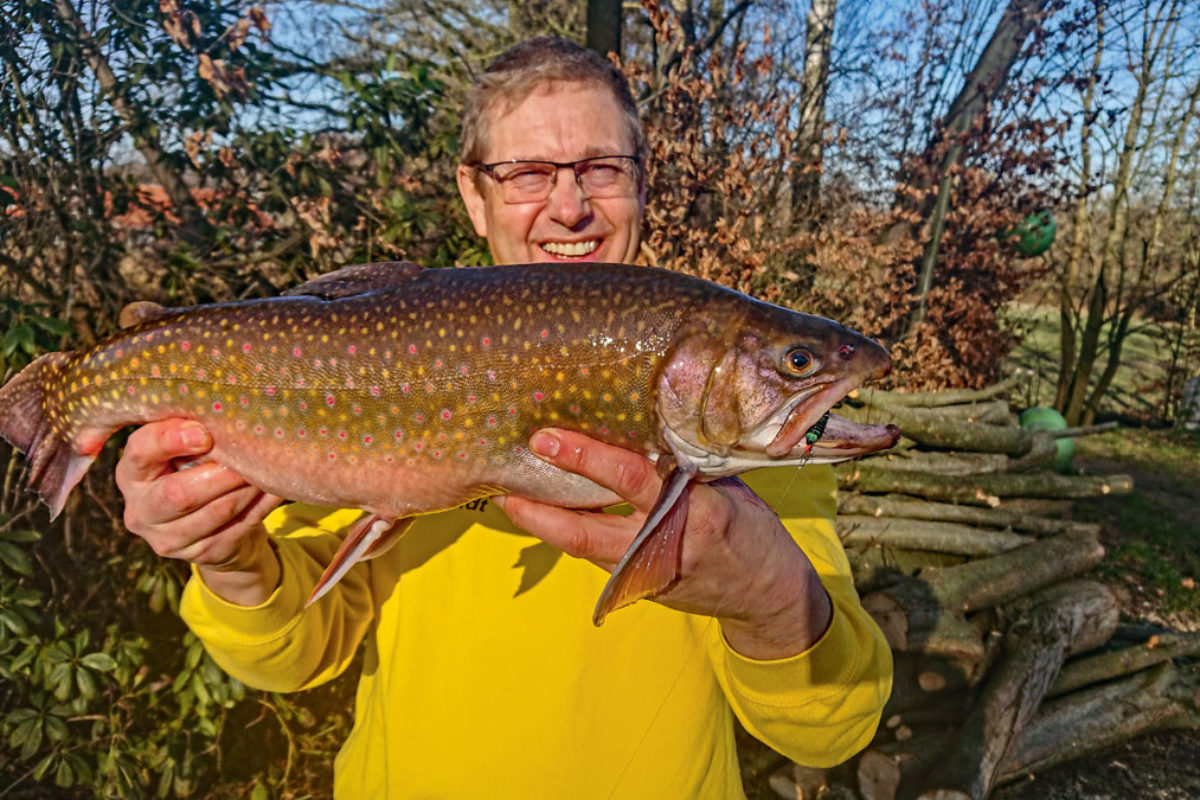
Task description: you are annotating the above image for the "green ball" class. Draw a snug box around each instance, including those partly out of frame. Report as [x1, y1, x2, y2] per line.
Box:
[1019, 406, 1075, 472]
[1009, 210, 1057, 257]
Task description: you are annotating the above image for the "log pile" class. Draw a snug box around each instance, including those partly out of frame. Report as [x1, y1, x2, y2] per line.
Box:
[764, 380, 1200, 800]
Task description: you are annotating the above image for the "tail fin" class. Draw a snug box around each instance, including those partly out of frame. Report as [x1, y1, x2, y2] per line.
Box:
[0, 352, 96, 519]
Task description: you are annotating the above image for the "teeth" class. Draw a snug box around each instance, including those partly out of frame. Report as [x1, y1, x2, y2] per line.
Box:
[542, 240, 599, 257]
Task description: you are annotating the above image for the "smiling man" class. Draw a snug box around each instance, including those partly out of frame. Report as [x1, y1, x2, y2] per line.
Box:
[119, 36, 892, 798]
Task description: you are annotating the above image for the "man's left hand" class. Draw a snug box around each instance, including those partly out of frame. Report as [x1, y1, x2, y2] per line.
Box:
[494, 429, 833, 660]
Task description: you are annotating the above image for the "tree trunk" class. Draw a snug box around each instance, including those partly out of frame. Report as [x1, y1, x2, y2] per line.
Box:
[791, 0, 837, 227]
[586, 0, 623, 57]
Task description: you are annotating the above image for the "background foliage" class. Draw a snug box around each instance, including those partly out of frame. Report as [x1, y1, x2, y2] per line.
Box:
[0, 0, 1197, 795]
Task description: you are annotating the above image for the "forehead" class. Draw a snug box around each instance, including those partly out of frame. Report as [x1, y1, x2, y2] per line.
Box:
[481, 81, 633, 161]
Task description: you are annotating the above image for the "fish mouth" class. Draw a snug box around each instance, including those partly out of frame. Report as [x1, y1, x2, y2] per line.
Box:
[798, 411, 900, 460]
[752, 377, 899, 461]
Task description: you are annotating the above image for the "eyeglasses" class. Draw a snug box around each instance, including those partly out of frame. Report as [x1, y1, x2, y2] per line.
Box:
[470, 155, 642, 204]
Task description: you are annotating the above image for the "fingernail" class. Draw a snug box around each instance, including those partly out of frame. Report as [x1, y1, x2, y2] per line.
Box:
[529, 430, 560, 459]
[182, 423, 210, 451]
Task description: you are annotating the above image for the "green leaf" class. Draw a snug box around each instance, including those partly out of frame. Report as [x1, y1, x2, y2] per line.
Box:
[0, 540, 33, 576]
[55, 755, 74, 788]
[76, 666, 97, 700]
[44, 713, 68, 742]
[81, 652, 118, 671]
[0, 529, 40, 544]
[31, 316, 70, 337]
[250, 780, 269, 800]
[0, 608, 29, 637]
[33, 752, 55, 781]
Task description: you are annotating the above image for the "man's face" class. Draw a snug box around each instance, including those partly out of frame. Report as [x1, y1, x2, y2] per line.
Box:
[457, 81, 645, 266]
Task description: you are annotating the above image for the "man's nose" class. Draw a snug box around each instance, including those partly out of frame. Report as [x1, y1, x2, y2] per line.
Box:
[545, 168, 591, 227]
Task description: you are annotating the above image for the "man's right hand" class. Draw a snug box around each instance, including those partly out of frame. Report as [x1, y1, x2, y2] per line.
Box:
[116, 419, 284, 606]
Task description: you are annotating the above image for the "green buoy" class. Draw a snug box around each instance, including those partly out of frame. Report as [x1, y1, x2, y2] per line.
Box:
[1019, 406, 1074, 472]
[1008, 210, 1056, 257]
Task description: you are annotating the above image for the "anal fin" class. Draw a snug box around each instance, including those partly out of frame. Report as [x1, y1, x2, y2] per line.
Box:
[592, 466, 695, 625]
[305, 514, 414, 606]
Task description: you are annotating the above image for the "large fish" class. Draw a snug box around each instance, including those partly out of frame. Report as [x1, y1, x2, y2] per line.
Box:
[0, 261, 898, 623]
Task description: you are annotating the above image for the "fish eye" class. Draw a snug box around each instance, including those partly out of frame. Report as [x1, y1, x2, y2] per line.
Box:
[784, 346, 817, 377]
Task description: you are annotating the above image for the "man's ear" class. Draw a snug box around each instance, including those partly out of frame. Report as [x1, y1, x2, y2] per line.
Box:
[456, 164, 489, 237]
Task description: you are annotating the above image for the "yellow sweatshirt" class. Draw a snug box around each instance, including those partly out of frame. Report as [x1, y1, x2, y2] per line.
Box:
[181, 465, 891, 798]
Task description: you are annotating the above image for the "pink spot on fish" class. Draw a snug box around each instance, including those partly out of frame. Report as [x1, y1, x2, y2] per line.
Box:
[363, 435, 372, 444]
[540, 329, 549, 339]
[459, 365, 469, 376]
[211, 348, 219, 357]
[486, 416, 497, 427]
[414, 413, 424, 423]
[151, 366, 160, 378]
[532, 391, 544, 402]
[487, 370, 498, 383]
[254, 364, 263, 372]
[115, 348, 124, 357]
[197, 369, 207, 379]
[409, 344, 418, 354]
[467, 395, 476, 404]
[458, 452, 467, 459]
[415, 442, 424, 451]
[348, 345, 356, 355]
[180, 343, 189, 352]
[213, 402, 223, 412]
[319, 428, 328, 436]
[299, 429, 307, 437]
[508, 407, 517, 416]
[338, 431, 347, 439]
[240, 396, 248, 406]
[295, 377, 304, 387]
[179, 385, 188, 395]
[312, 358, 322, 368]
[352, 405, 362, 415]
[127, 386, 136, 395]
[243, 343, 252, 353]
[275, 429, 284, 437]
[394, 430, 404, 439]
[326, 395, 335, 406]
[299, 401, 307, 411]
[345, 378, 355, 389]
[401, 384, 411, 394]
[441, 409, 452, 420]
[266, 386, 277, 396]
[255, 425, 264, 435]
[370, 386, 381, 396]
[328, 453, 336, 460]
[293, 347, 301, 357]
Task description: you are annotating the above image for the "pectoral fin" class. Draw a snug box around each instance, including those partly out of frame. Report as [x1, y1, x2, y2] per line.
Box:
[592, 465, 696, 626]
[305, 514, 414, 606]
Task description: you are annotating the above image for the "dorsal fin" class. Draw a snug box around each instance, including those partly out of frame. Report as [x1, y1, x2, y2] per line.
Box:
[282, 261, 424, 300]
[118, 301, 170, 328]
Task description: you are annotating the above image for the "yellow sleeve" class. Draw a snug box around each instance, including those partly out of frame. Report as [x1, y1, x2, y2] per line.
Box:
[706, 466, 893, 767]
[179, 504, 376, 693]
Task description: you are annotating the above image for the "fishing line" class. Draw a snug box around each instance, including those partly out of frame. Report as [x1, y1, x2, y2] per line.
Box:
[605, 616, 711, 799]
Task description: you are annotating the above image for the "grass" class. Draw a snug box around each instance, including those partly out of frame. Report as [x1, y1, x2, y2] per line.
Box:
[1002, 302, 1173, 419]
[1072, 427, 1200, 624]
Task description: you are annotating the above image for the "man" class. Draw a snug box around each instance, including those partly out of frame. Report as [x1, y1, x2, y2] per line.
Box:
[117, 37, 891, 797]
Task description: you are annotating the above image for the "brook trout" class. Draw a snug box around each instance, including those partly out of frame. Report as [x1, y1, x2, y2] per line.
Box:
[0, 261, 898, 622]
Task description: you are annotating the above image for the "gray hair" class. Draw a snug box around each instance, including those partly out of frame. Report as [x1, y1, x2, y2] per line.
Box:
[460, 36, 646, 166]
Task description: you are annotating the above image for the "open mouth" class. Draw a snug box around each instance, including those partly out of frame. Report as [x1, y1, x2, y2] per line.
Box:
[800, 410, 900, 459]
[541, 239, 600, 259]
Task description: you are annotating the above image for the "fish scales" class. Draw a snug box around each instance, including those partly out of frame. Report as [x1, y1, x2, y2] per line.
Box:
[1, 261, 900, 620]
[36, 265, 719, 517]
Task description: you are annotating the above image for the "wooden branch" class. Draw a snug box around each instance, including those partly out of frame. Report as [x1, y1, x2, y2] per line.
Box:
[860, 532, 1105, 664]
[998, 661, 1200, 785]
[838, 516, 1034, 557]
[914, 580, 1119, 800]
[839, 405, 1035, 455]
[852, 377, 1021, 408]
[837, 494, 1100, 537]
[862, 451, 1011, 476]
[1048, 630, 1200, 698]
[836, 464, 1133, 506]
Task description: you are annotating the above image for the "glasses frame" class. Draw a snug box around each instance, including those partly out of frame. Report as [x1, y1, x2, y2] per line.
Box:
[470, 155, 642, 204]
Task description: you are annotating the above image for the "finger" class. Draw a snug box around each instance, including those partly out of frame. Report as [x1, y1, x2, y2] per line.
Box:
[176, 491, 283, 567]
[155, 462, 258, 518]
[147, 484, 271, 561]
[116, 420, 211, 488]
[529, 429, 662, 510]
[495, 494, 631, 568]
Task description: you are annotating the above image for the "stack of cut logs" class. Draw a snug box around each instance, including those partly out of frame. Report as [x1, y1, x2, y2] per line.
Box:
[766, 378, 1200, 800]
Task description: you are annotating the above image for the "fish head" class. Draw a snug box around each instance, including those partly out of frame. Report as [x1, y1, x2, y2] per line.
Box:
[657, 302, 900, 469]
